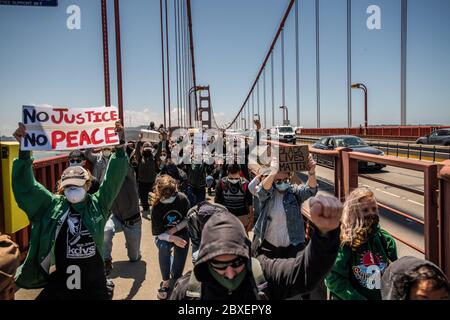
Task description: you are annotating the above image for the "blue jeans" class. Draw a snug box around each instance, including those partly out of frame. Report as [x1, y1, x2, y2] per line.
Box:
[155, 235, 189, 281]
[103, 214, 142, 262]
[187, 185, 206, 207]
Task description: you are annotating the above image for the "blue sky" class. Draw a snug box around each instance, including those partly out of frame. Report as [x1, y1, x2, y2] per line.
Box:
[0, 0, 449, 136]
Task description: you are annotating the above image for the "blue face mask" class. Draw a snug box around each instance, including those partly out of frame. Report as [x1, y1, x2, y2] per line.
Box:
[160, 196, 176, 204]
[275, 182, 289, 192]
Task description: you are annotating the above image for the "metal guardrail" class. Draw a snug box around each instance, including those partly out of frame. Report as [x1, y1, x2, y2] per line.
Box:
[297, 135, 450, 162]
[255, 137, 450, 276]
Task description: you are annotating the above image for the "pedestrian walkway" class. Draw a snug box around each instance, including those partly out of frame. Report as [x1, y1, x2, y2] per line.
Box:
[14, 195, 217, 300]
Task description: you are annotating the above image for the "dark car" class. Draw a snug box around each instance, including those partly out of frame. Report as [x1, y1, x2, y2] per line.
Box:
[312, 135, 386, 171]
[416, 129, 450, 146]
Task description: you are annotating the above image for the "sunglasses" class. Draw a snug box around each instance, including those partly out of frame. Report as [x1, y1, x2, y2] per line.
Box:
[274, 178, 289, 185]
[69, 159, 83, 164]
[209, 256, 247, 270]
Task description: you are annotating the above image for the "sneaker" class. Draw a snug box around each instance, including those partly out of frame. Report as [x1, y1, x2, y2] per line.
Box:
[157, 281, 170, 300]
[104, 260, 113, 276]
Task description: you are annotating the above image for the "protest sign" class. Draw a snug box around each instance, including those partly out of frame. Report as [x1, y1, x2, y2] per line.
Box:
[278, 145, 309, 172]
[21, 105, 120, 151]
[140, 129, 161, 143]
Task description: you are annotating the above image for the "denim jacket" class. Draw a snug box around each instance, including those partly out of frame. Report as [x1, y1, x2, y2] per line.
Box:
[254, 184, 318, 247]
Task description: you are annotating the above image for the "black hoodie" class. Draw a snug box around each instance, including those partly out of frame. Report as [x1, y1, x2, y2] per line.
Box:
[171, 210, 340, 300]
[381, 256, 448, 300]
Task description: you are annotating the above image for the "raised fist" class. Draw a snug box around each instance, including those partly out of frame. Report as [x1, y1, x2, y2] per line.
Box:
[309, 195, 342, 234]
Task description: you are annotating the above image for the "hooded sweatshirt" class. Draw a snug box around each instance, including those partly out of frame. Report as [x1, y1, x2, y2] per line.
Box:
[325, 224, 398, 300]
[381, 256, 448, 300]
[171, 209, 340, 300]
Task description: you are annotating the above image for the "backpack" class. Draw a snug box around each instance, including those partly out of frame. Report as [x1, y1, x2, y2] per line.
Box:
[219, 177, 248, 194]
[187, 201, 229, 253]
[185, 257, 268, 300]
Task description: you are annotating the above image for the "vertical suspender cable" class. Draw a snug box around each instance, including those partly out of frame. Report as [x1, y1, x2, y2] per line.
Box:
[281, 29, 286, 109]
[264, 69, 267, 129]
[252, 91, 255, 129]
[257, 80, 260, 117]
[114, 0, 124, 122]
[159, 0, 167, 127]
[295, 0, 300, 127]
[175, 0, 180, 127]
[401, 0, 407, 126]
[271, 54, 275, 127]
[165, 0, 172, 128]
[101, 0, 111, 107]
[316, 0, 321, 128]
[347, 0, 352, 128]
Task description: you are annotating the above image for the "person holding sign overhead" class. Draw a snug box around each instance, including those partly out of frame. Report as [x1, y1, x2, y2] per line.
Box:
[11, 120, 128, 300]
[252, 152, 318, 260]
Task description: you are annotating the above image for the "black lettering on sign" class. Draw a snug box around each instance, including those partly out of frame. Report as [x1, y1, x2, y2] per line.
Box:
[23, 133, 48, 147]
[279, 145, 309, 173]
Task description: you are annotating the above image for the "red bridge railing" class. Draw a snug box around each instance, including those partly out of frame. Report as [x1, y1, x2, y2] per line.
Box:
[299, 125, 450, 141]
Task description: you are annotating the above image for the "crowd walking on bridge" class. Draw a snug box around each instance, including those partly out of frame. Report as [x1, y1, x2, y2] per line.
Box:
[1, 119, 449, 301]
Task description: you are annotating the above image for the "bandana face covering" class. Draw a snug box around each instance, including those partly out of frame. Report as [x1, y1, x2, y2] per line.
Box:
[208, 264, 247, 292]
[350, 214, 380, 251]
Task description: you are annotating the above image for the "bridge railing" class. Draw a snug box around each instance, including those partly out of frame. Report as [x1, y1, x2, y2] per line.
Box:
[299, 125, 450, 141]
[258, 138, 449, 276]
[9, 155, 69, 260]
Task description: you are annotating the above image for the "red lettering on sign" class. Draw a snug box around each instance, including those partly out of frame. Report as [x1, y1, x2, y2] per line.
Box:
[86, 111, 94, 122]
[78, 130, 91, 146]
[105, 127, 119, 144]
[51, 108, 69, 124]
[51, 131, 66, 149]
[76, 113, 85, 125]
[64, 113, 76, 124]
[101, 111, 110, 122]
[66, 131, 78, 148]
[91, 128, 104, 145]
[110, 110, 118, 121]
[92, 112, 103, 123]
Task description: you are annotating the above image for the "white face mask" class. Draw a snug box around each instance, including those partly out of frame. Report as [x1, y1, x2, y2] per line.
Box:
[102, 150, 112, 158]
[160, 156, 166, 162]
[275, 182, 289, 192]
[65, 187, 87, 204]
[160, 196, 176, 204]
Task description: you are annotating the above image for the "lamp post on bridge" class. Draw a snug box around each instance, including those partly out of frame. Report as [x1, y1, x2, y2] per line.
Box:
[351, 83, 368, 135]
[279, 106, 289, 125]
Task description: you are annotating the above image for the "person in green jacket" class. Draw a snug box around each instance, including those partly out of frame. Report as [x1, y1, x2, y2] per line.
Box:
[11, 121, 128, 300]
[325, 188, 398, 300]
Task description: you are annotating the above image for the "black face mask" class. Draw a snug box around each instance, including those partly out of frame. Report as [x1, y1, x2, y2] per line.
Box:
[126, 146, 134, 157]
[143, 150, 152, 157]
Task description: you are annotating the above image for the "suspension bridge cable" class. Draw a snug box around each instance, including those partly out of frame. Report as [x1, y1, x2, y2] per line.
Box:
[271, 54, 275, 127]
[316, 0, 320, 128]
[225, 0, 295, 129]
[159, 0, 167, 127]
[264, 68, 267, 128]
[281, 28, 285, 108]
[295, 0, 300, 127]
[175, 0, 180, 127]
[164, 0, 172, 128]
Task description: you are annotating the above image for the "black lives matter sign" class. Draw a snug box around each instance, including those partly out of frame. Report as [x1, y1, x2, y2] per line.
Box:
[279, 145, 309, 172]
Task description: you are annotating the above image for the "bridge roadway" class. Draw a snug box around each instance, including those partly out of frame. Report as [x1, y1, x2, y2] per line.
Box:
[15, 150, 425, 299]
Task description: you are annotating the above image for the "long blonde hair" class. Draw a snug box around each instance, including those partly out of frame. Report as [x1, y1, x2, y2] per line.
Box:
[340, 188, 376, 247]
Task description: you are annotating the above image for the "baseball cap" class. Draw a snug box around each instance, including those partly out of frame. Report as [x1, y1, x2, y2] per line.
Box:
[60, 166, 89, 188]
[68, 150, 85, 160]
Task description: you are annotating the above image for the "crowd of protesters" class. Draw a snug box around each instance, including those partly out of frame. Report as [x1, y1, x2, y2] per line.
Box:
[2, 119, 449, 301]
